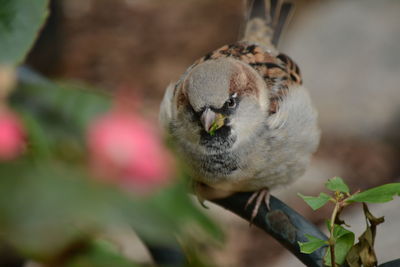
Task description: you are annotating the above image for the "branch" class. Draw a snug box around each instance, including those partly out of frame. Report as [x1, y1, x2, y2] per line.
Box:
[212, 192, 400, 267]
[212, 192, 328, 267]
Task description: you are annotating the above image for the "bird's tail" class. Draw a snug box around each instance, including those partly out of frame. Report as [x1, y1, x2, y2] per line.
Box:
[241, 0, 294, 50]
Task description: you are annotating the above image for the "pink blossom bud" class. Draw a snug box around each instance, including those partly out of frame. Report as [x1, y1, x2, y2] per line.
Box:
[87, 111, 174, 193]
[0, 111, 25, 161]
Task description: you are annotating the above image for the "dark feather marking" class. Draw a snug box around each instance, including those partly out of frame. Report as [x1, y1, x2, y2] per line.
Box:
[204, 52, 213, 61]
[250, 62, 285, 70]
[277, 53, 289, 64]
[200, 152, 239, 175]
[246, 44, 257, 54]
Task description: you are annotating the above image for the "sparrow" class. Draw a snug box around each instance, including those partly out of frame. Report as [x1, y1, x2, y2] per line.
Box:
[160, 0, 320, 219]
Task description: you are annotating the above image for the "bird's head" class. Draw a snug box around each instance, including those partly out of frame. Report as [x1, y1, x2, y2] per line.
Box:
[174, 58, 269, 151]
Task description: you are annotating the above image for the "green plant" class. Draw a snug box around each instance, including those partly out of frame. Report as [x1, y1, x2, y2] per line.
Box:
[298, 177, 400, 267]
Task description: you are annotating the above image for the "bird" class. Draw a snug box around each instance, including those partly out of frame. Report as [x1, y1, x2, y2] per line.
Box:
[159, 0, 320, 220]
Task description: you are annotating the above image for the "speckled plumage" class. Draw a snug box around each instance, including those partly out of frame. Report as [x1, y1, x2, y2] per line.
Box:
[160, 0, 320, 200]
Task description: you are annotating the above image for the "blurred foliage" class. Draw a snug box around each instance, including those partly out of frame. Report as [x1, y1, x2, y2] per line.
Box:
[0, 1, 221, 266]
[0, 67, 222, 266]
[0, 0, 49, 65]
[65, 239, 141, 267]
[12, 67, 111, 161]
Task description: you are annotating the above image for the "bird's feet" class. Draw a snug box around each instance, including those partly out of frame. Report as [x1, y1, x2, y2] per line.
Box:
[245, 188, 271, 224]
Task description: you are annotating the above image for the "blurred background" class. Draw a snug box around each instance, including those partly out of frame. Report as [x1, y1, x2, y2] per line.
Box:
[22, 0, 400, 266]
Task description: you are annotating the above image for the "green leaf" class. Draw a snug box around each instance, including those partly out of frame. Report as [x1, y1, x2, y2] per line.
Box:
[0, 160, 221, 260]
[141, 182, 224, 243]
[347, 183, 400, 203]
[333, 224, 352, 240]
[298, 234, 327, 254]
[0, 0, 49, 65]
[324, 225, 355, 266]
[298, 192, 331, 210]
[11, 69, 111, 161]
[326, 177, 350, 193]
[66, 239, 140, 267]
[18, 111, 52, 159]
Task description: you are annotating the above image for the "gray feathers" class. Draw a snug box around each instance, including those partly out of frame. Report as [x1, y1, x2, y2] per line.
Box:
[184, 59, 233, 111]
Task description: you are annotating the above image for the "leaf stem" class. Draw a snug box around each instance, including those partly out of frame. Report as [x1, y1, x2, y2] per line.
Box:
[329, 201, 340, 267]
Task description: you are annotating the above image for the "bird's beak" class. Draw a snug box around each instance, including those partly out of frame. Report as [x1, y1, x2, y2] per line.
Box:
[201, 108, 217, 133]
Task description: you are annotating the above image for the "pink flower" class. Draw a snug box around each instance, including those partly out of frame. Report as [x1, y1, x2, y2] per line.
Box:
[87, 111, 174, 193]
[0, 111, 25, 161]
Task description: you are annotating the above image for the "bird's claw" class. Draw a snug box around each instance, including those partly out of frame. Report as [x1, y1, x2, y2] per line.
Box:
[245, 188, 271, 225]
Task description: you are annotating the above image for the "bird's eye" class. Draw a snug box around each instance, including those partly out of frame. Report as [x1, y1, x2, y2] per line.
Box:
[227, 98, 236, 108]
[227, 93, 238, 109]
